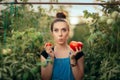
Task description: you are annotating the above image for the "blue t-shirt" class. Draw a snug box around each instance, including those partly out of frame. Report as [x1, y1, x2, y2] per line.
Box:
[52, 57, 74, 80]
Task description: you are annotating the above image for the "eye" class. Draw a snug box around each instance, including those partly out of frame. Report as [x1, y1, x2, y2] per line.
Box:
[53, 29, 58, 32]
[62, 28, 67, 32]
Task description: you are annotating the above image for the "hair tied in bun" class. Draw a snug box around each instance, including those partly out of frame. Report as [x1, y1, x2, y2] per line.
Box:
[56, 12, 66, 19]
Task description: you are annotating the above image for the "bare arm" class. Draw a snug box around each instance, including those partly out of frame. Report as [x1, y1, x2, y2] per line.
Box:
[41, 43, 55, 80]
[71, 56, 84, 80]
[41, 55, 54, 80]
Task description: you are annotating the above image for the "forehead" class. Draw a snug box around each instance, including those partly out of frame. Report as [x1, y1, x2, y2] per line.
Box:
[53, 21, 68, 29]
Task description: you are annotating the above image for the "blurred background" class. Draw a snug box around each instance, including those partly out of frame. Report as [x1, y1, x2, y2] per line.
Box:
[0, 0, 120, 80]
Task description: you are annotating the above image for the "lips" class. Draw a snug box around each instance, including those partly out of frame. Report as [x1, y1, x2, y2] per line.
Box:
[58, 38, 63, 42]
[58, 39, 63, 41]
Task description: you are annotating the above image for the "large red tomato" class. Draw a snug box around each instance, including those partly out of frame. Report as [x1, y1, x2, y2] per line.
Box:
[69, 41, 78, 51]
[69, 41, 83, 51]
[77, 42, 83, 49]
[45, 42, 52, 47]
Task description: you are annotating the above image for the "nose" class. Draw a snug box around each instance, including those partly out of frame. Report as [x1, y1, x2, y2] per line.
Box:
[58, 31, 62, 37]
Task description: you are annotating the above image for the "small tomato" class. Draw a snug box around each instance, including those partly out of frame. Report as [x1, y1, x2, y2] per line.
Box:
[45, 42, 52, 47]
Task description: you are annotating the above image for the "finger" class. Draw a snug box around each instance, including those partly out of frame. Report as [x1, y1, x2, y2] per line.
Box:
[44, 43, 48, 49]
[47, 49, 52, 53]
[49, 48, 53, 52]
[49, 49, 54, 57]
[79, 47, 82, 52]
[69, 47, 75, 54]
[44, 42, 48, 47]
[49, 50, 53, 53]
[77, 46, 81, 52]
[75, 47, 79, 53]
[78, 46, 80, 51]
[46, 48, 53, 56]
[44, 44, 46, 49]
[45, 45, 51, 49]
[69, 47, 74, 56]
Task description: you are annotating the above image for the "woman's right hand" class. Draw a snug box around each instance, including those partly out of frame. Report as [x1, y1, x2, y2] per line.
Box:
[44, 43, 54, 58]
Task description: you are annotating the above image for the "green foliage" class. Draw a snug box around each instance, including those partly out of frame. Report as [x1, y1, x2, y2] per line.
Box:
[101, 0, 120, 13]
[0, 0, 70, 79]
[0, 28, 43, 80]
[0, 1, 47, 80]
[0, 52, 41, 80]
[83, 0, 120, 80]
[86, 11, 120, 53]
[0, 15, 4, 42]
[1, 0, 119, 79]
[0, 3, 54, 43]
[99, 52, 120, 80]
[70, 24, 89, 42]
[6, 28, 43, 53]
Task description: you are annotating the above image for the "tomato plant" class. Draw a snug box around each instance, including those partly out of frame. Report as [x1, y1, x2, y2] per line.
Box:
[83, 0, 120, 80]
[0, 0, 70, 79]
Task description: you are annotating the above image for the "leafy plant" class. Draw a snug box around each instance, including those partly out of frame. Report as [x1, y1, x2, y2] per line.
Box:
[0, 0, 71, 79]
[83, 0, 120, 80]
[0, 28, 43, 80]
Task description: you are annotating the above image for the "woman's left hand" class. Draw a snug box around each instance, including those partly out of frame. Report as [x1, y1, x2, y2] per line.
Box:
[69, 46, 82, 65]
[70, 46, 82, 57]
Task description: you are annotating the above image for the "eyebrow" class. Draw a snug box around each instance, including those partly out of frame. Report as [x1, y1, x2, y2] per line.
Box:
[53, 27, 68, 30]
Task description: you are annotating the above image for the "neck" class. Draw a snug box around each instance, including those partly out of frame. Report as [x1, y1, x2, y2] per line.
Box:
[54, 42, 70, 58]
[55, 43, 69, 50]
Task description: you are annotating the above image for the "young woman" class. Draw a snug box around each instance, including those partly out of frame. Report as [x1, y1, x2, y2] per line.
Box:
[41, 12, 84, 80]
